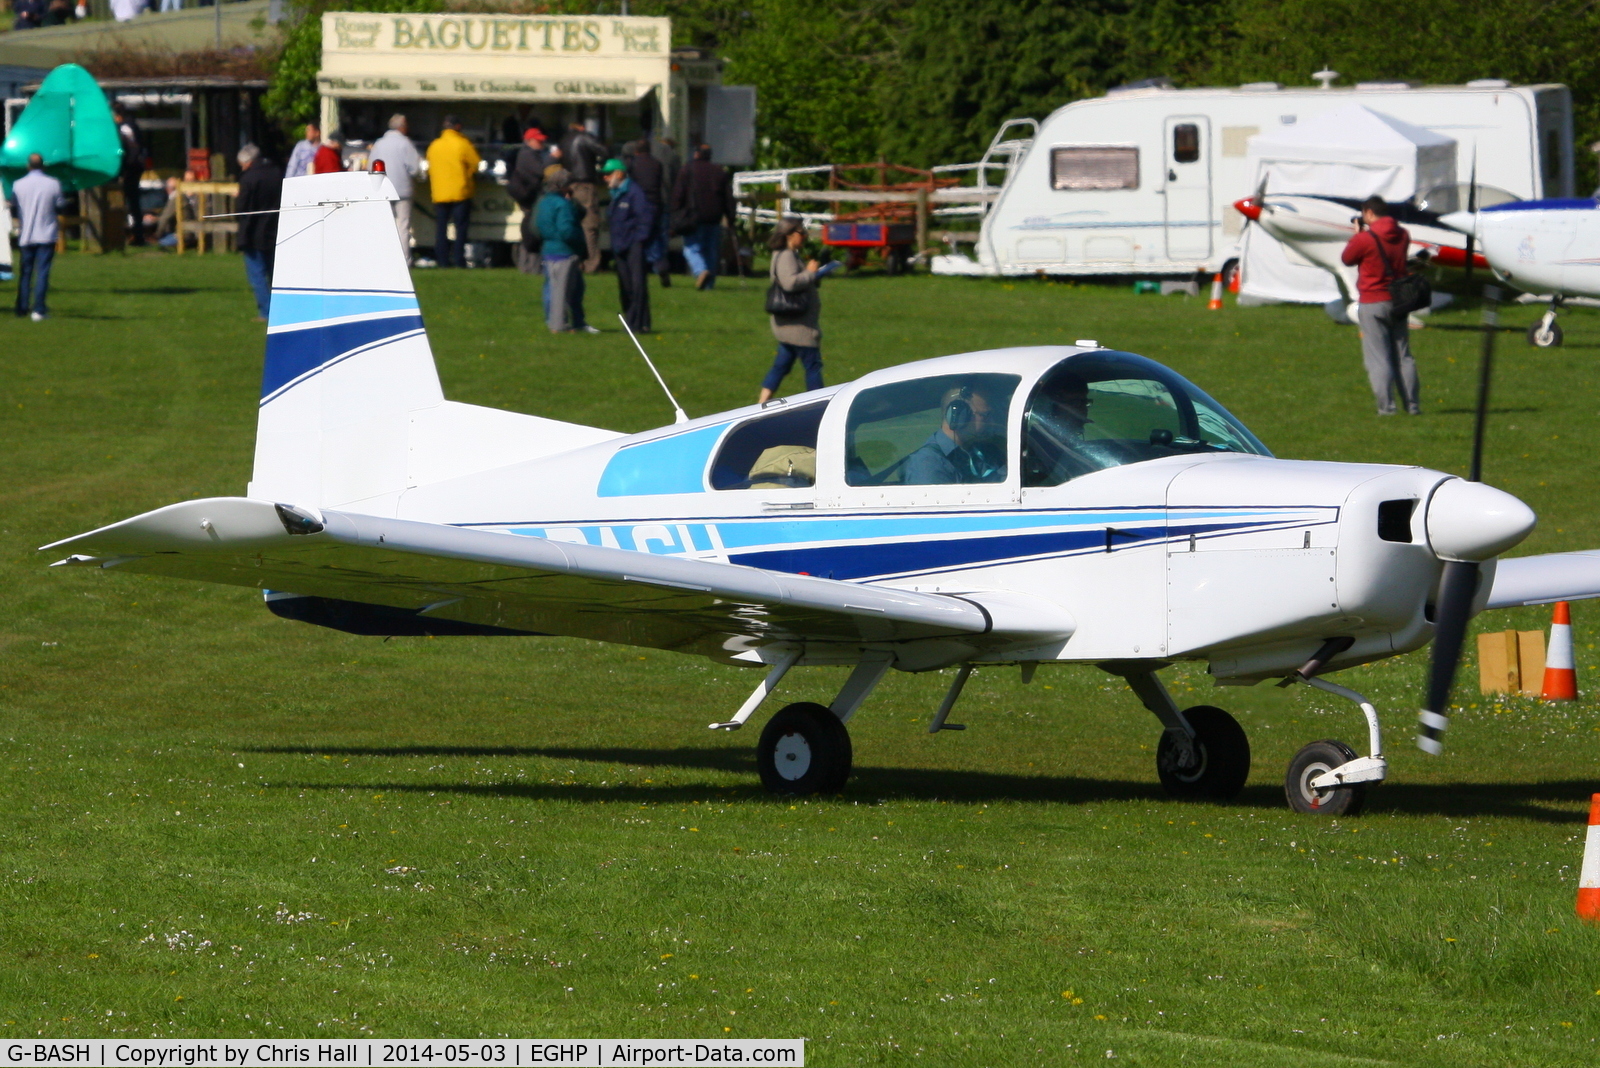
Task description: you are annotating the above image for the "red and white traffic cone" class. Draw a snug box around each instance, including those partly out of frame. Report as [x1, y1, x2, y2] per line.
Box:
[1542, 601, 1579, 701]
[1578, 794, 1600, 923]
[1207, 272, 1224, 310]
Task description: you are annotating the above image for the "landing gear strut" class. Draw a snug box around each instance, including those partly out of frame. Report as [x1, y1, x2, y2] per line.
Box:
[1155, 705, 1251, 800]
[1283, 676, 1387, 816]
[727, 651, 890, 797]
[1120, 669, 1251, 802]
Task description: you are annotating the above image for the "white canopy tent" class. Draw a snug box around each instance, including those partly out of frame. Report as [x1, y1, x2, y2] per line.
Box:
[1239, 104, 1457, 305]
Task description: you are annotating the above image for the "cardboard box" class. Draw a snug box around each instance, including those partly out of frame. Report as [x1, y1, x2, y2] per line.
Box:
[1478, 629, 1545, 695]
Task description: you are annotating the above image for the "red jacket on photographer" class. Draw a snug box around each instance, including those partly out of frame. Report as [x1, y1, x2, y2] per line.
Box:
[1341, 213, 1410, 303]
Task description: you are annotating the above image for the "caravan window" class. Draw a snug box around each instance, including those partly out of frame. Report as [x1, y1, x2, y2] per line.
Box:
[1051, 147, 1139, 191]
[1172, 123, 1200, 163]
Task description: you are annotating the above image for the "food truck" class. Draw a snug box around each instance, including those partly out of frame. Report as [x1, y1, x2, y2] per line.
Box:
[316, 11, 755, 260]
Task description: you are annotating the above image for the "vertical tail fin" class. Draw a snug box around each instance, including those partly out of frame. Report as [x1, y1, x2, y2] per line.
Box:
[248, 172, 443, 515]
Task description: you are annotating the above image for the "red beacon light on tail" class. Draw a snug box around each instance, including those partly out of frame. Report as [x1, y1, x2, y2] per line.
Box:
[371, 159, 387, 174]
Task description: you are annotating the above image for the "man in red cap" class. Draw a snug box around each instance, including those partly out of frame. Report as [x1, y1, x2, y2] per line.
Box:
[508, 126, 553, 275]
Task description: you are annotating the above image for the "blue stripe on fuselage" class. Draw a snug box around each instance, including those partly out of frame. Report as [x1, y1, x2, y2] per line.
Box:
[496, 506, 1337, 581]
[727, 523, 1165, 579]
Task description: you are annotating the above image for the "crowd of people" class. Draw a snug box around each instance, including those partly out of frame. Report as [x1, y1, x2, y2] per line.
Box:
[8, 111, 831, 401]
[11, 0, 202, 29]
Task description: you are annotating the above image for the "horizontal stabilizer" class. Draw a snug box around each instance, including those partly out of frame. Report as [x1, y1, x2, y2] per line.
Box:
[1485, 550, 1600, 608]
[44, 498, 1075, 660]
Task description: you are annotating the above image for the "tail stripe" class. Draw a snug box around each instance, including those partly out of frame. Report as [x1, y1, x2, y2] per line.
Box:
[268, 289, 420, 331]
[260, 318, 426, 403]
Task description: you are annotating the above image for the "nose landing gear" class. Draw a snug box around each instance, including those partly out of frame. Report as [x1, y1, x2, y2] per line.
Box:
[1283, 676, 1388, 815]
[1527, 296, 1564, 348]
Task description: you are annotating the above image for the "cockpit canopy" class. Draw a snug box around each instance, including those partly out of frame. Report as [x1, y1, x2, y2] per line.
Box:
[1020, 351, 1270, 485]
[838, 351, 1268, 490]
[602, 348, 1270, 499]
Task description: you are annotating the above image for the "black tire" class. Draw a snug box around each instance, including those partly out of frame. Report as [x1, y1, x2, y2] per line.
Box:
[1220, 258, 1240, 292]
[1284, 739, 1366, 816]
[1527, 320, 1563, 347]
[757, 702, 852, 796]
[1155, 705, 1251, 801]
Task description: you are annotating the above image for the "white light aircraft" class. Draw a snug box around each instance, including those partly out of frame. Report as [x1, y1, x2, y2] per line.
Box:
[42, 172, 1600, 815]
[1440, 196, 1600, 347]
[1233, 191, 1494, 323]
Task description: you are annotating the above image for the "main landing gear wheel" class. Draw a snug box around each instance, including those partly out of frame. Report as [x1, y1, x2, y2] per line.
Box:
[1156, 705, 1251, 801]
[1285, 739, 1366, 816]
[757, 702, 853, 796]
[1527, 320, 1564, 347]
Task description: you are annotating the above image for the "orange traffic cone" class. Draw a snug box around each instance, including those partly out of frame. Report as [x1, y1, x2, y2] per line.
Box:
[1207, 273, 1224, 310]
[1578, 794, 1600, 923]
[1541, 601, 1579, 701]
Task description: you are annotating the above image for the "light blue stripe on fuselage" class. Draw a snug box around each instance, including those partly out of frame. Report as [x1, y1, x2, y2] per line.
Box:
[499, 505, 1336, 579]
[268, 290, 420, 330]
[710, 509, 1173, 548]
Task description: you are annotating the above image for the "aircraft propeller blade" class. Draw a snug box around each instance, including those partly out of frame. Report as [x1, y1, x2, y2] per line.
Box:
[1464, 150, 1478, 284]
[1418, 560, 1480, 753]
[1417, 285, 1500, 754]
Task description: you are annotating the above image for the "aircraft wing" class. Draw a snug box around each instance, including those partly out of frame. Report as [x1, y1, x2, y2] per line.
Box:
[1485, 550, 1600, 609]
[42, 498, 1072, 661]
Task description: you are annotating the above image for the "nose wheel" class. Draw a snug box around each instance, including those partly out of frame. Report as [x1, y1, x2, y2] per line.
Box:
[1528, 297, 1564, 347]
[757, 702, 853, 796]
[1285, 739, 1367, 815]
[1155, 705, 1251, 801]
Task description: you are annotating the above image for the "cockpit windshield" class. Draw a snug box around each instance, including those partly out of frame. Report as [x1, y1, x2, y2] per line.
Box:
[1022, 352, 1270, 487]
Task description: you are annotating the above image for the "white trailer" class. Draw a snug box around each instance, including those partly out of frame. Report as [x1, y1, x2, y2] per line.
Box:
[934, 78, 1573, 277]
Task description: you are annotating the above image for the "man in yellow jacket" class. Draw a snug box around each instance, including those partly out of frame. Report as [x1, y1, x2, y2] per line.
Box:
[426, 115, 481, 268]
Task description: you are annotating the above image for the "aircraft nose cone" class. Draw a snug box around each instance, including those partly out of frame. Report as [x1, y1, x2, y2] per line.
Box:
[1234, 197, 1262, 222]
[1425, 479, 1536, 562]
[1437, 210, 1476, 236]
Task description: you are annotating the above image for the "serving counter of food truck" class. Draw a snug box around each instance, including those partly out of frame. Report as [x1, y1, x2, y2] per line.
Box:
[316, 11, 753, 258]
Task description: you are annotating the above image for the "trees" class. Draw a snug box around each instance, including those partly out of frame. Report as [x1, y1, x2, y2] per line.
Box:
[262, 0, 1600, 187]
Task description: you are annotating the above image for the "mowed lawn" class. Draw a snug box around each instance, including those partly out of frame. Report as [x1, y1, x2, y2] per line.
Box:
[4, 251, 1600, 1065]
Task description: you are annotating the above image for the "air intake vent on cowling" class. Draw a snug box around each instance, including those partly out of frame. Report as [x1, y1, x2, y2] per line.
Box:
[1377, 499, 1416, 543]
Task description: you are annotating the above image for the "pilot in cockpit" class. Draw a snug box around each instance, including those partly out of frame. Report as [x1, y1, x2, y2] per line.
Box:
[1021, 372, 1098, 485]
[903, 383, 1007, 485]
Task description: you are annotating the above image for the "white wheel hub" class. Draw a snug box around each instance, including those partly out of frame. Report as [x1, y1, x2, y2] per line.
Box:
[773, 731, 813, 781]
[1297, 761, 1336, 805]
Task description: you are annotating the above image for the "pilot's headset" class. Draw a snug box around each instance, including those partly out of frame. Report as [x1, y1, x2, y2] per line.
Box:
[944, 385, 977, 434]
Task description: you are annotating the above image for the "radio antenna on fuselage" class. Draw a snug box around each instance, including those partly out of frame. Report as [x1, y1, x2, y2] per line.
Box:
[618, 314, 688, 424]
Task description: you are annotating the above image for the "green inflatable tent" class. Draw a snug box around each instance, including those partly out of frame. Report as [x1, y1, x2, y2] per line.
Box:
[0, 64, 121, 195]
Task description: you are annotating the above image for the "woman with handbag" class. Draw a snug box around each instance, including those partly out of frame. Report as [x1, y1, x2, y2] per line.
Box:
[759, 218, 838, 404]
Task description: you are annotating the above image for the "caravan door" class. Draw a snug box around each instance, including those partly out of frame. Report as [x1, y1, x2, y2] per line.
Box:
[1162, 116, 1212, 261]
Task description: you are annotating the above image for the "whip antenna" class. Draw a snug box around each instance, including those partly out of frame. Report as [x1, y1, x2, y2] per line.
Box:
[618, 315, 688, 424]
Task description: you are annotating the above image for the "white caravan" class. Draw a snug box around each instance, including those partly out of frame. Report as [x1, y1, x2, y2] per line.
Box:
[934, 78, 1573, 278]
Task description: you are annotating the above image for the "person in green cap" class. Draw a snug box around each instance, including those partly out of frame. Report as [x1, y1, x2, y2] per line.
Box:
[604, 157, 655, 333]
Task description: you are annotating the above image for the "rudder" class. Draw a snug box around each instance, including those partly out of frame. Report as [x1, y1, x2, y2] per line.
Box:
[248, 171, 443, 515]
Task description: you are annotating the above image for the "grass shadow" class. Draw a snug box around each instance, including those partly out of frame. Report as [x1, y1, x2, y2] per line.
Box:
[259, 745, 1596, 820]
[108, 287, 205, 295]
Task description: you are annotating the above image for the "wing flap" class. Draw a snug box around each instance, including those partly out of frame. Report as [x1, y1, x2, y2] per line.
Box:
[44, 498, 1069, 658]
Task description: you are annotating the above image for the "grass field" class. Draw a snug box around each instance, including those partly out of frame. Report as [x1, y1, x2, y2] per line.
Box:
[4, 251, 1600, 1065]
